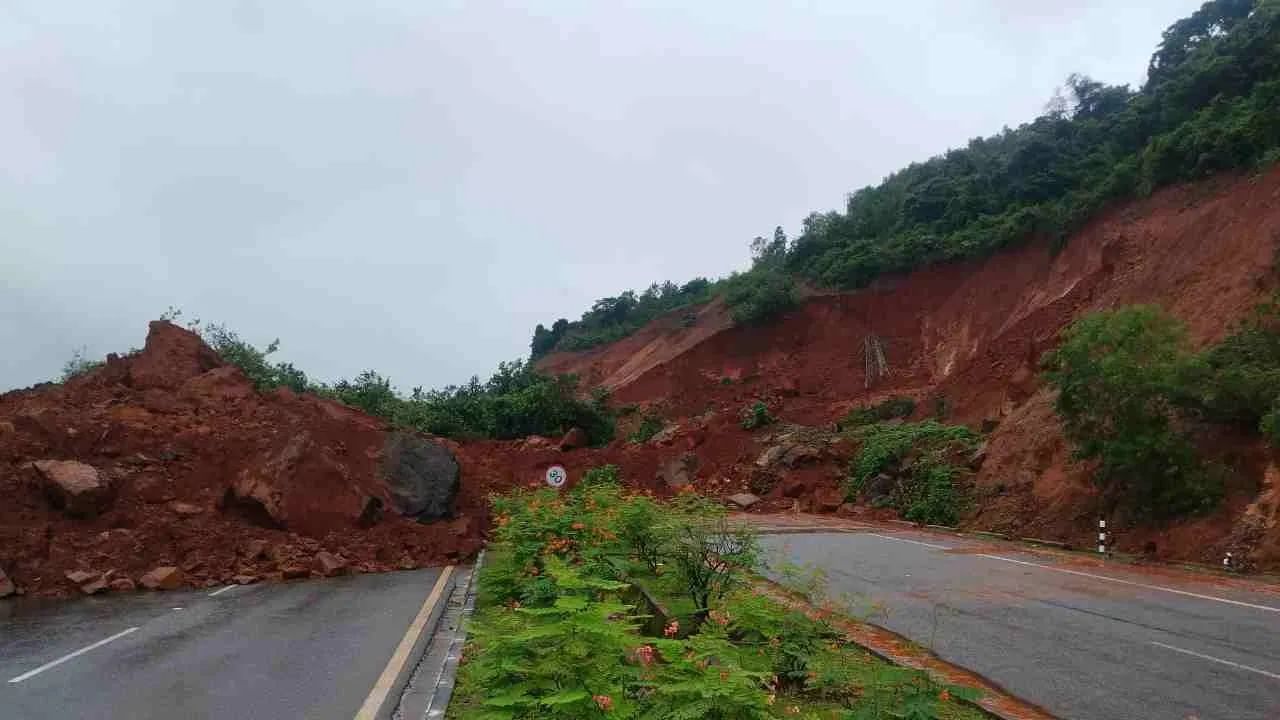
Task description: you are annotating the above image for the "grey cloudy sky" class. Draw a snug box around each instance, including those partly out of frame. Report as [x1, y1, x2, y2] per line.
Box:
[1, 1, 1199, 392]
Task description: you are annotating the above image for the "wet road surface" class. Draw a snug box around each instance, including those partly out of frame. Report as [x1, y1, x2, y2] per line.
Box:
[0, 568, 450, 720]
[760, 527, 1280, 720]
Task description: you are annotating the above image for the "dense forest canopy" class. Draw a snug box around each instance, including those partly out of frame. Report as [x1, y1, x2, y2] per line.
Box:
[530, 0, 1280, 358]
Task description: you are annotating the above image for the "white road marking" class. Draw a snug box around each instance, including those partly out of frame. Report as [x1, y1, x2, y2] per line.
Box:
[867, 533, 951, 551]
[353, 566, 454, 720]
[208, 585, 238, 597]
[1150, 641, 1280, 681]
[975, 554, 1280, 614]
[8, 627, 140, 683]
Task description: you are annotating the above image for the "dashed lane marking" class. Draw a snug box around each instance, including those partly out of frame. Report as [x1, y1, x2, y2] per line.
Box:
[976, 554, 1280, 614]
[8, 627, 140, 683]
[1150, 641, 1280, 680]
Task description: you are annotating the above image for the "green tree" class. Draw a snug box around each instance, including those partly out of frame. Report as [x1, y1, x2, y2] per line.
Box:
[1181, 294, 1280, 444]
[200, 323, 310, 392]
[1042, 307, 1219, 517]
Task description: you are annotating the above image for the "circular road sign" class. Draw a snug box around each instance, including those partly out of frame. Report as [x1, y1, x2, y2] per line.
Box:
[545, 465, 567, 489]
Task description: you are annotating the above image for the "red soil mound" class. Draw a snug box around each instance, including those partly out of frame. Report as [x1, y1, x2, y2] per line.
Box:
[535, 167, 1280, 569]
[0, 322, 484, 599]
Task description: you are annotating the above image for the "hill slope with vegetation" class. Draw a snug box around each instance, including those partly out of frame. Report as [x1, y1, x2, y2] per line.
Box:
[531, 0, 1280, 357]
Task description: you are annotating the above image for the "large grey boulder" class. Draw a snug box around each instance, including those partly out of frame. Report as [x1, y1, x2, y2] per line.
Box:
[383, 432, 459, 521]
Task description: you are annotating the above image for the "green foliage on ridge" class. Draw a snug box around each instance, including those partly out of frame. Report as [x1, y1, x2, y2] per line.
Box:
[59, 347, 104, 383]
[182, 319, 617, 445]
[530, 0, 1280, 354]
[530, 278, 718, 359]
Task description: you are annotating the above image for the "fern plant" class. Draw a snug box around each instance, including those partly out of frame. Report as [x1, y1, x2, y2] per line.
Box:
[639, 622, 772, 719]
[460, 558, 642, 719]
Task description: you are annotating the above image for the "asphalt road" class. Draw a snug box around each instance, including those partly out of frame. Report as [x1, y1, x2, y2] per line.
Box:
[0, 568, 453, 720]
[760, 528, 1280, 720]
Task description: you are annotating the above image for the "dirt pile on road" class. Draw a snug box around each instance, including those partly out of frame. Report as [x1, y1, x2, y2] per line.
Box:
[0, 322, 484, 599]
[535, 167, 1280, 569]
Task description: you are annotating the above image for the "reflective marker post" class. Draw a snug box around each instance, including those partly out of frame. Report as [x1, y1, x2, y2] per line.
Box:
[1098, 518, 1107, 555]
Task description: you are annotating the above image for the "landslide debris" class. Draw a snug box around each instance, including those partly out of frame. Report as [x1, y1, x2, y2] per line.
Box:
[0, 321, 483, 599]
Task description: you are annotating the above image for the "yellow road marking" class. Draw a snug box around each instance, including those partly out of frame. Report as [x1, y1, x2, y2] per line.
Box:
[354, 566, 454, 720]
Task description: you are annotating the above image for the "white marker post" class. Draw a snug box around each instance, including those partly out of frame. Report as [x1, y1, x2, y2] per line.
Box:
[1098, 518, 1107, 555]
[545, 465, 567, 490]
[1223, 552, 1233, 571]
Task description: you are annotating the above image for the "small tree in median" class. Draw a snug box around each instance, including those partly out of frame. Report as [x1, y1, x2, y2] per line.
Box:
[665, 496, 760, 615]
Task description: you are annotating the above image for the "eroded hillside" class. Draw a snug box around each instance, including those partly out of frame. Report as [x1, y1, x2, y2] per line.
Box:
[534, 167, 1280, 567]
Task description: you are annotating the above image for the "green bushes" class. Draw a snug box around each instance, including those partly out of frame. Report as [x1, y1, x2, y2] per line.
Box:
[530, 279, 718, 358]
[840, 396, 916, 428]
[844, 421, 980, 526]
[464, 558, 641, 719]
[641, 623, 772, 720]
[740, 401, 776, 430]
[1043, 298, 1280, 518]
[722, 266, 798, 325]
[199, 323, 311, 393]
[616, 494, 665, 572]
[663, 496, 760, 614]
[60, 347, 104, 382]
[451, 473, 985, 720]
[1180, 296, 1280, 443]
[627, 412, 665, 444]
[193, 320, 616, 445]
[1043, 306, 1222, 517]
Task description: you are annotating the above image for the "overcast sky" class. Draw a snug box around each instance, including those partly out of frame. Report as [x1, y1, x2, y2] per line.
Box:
[1, 1, 1200, 392]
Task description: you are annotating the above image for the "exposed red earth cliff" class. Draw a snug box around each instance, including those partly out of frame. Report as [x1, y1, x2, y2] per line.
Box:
[533, 167, 1280, 569]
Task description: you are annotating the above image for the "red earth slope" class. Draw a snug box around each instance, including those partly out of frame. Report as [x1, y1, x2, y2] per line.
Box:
[534, 167, 1280, 568]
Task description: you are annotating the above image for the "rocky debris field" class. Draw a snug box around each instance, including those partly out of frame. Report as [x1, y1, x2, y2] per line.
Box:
[0, 322, 483, 599]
